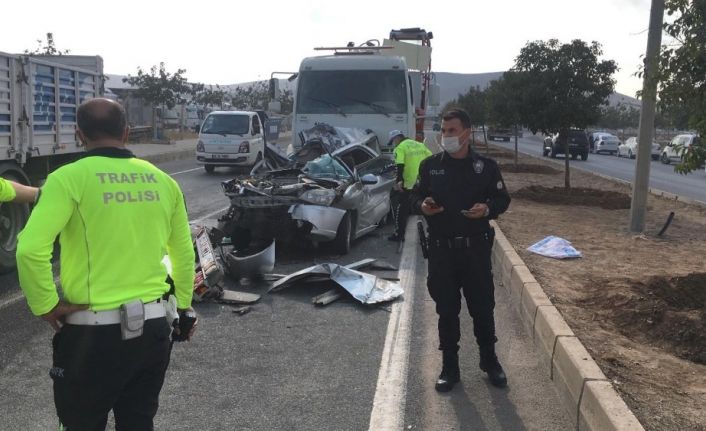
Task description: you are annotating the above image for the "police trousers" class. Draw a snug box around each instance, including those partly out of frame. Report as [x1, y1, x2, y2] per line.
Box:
[426, 231, 498, 352]
[391, 189, 411, 238]
[51, 317, 172, 431]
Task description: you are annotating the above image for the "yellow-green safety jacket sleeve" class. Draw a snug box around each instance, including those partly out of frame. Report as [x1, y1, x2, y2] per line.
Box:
[16, 174, 75, 315]
[0, 178, 17, 202]
[167, 192, 195, 309]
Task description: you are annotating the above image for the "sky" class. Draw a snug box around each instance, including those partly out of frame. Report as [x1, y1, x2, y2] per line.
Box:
[1, 0, 655, 97]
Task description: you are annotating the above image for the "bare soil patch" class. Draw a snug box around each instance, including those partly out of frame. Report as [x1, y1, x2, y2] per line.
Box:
[513, 185, 631, 209]
[494, 146, 706, 430]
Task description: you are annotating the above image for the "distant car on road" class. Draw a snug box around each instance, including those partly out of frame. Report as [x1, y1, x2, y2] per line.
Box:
[660, 134, 701, 164]
[617, 137, 660, 160]
[487, 127, 513, 142]
[543, 129, 589, 160]
[592, 133, 620, 155]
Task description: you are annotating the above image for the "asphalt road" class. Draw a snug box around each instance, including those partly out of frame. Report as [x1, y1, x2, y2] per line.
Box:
[0, 158, 572, 430]
[489, 133, 706, 204]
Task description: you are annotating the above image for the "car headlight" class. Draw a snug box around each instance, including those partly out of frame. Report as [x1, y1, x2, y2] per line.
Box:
[197, 140, 205, 152]
[300, 188, 336, 206]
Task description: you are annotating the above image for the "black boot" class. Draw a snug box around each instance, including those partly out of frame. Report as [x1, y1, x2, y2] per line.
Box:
[479, 345, 507, 388]
[435, 350, 460, 392]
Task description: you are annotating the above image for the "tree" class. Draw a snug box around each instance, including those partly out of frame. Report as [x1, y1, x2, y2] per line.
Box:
[24, 33, 70, 55]
[512, 39, 617, 189]
[192, 84, 227, 108]
[656, 0, 706, 174]
[124, 63, 192, 138]
[485, 72, 525, 165]
[596, 104, 641, 129]
[279, 88, 294, 115]
[230, 81, 270, 111]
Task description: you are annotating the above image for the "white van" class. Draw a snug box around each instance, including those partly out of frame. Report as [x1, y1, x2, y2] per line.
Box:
[196, 111, 265, 173]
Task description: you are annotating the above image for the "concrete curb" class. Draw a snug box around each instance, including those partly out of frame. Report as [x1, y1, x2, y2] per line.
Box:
[490, 223, 644, 431]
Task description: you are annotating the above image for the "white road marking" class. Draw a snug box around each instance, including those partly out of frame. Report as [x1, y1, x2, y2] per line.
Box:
[368, 218, 419, 431]
[168, 167, 201, 176]
[0, 291, 24, 311]
[190, 206, 230, 224]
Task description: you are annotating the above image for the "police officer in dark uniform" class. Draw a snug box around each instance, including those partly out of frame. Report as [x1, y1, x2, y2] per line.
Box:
[411, 109, 511, 392]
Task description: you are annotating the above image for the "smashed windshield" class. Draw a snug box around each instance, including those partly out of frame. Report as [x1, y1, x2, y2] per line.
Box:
[302, 155, 351, 180]
[201, 114, 250, 135]
[296, 70, 407, 115]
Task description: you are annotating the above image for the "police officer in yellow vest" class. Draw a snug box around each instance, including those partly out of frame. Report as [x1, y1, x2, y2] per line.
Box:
[388, 130, 432, 242]
[16, 98, 196, 430]
[0, 177, 38, 203]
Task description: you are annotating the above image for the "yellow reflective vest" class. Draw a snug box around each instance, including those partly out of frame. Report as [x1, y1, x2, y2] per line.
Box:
[394, 138, 433, 189]
[17, 147, 194, 316]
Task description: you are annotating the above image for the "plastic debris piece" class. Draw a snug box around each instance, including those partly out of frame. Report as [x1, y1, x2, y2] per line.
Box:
[527, 236, 582, 259]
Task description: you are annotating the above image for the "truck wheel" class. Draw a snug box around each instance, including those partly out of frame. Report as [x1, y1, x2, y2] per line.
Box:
[571, 153, 578, 160]
[580, 152, 588, 161]
[204, 165, 215, 173]
[333, 212, 352, 255]
[0, 165, 30, 274]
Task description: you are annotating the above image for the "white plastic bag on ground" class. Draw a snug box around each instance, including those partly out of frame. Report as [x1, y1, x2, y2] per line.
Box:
[527, 236, 582, 259]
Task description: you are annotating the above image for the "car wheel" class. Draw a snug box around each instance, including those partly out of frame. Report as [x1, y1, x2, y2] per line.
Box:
[333, 212, 352, 255]
[628, 150, 634, 159]
[204, 165, 215, 173]
[580, 153, 588, 161]
[660, 153, 670, 164]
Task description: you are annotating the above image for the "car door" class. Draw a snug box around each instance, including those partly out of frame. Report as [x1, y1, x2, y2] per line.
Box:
[355, 151, 396, 234]
[336, 146, 384, 235]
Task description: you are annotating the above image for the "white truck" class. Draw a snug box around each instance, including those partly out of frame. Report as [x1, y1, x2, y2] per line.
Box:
[0, 52, 103, 271]
[274, 28, 439, 157]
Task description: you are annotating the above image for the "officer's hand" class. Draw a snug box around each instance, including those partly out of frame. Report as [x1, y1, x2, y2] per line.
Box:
[393, 181, 403, 192]
[462, 203, 489, 219]
[173, 307, 198, 341]
[421, 197, 444, 216]
[41, 300, 89, 332]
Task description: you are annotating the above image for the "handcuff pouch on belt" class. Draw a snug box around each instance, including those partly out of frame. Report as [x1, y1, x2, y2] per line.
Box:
[119, 299, 145, 340]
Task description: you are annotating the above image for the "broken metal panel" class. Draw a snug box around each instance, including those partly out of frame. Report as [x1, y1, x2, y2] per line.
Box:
[269, 262, 403, 304]
[224, 240, 276, 277]
[288, 204, 346, 241]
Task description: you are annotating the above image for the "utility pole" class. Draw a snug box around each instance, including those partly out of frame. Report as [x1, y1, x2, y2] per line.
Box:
[629, 0, 664, 232]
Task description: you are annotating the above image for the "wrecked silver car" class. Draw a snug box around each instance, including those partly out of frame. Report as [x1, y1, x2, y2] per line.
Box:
[218, 124, 396, 254]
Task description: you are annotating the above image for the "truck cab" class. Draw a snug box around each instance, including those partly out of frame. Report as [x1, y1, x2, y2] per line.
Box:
[291, 55, 416, 158]
[196, 111, 265, 173]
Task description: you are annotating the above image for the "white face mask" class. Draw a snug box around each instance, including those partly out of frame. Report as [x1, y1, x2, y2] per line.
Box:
[440, 136, 462, 153]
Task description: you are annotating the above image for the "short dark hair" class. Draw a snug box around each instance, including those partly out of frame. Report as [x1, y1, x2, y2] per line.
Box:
[442, 109, 472, 129]
[77, 99, 127, 140]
